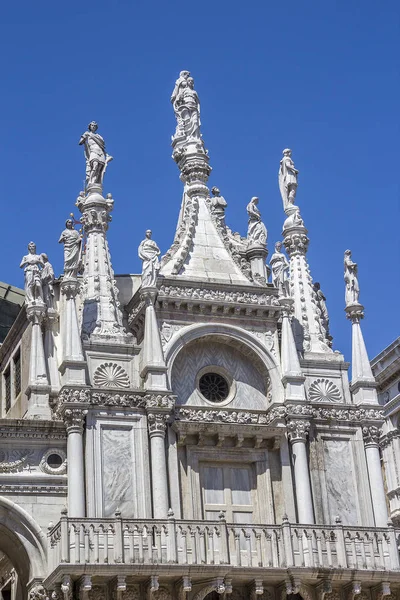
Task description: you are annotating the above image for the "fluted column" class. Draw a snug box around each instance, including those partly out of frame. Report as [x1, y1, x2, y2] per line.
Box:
[140, 288, 168, 391]
[346, 303, 379, 404]
[279, 297, 306, 401]
[26, 305, 51, 419]
[363, 426, 388, 527]
[147, 411, 169, 518]
[287, 419, 314, 523]
[59, 279, 86, 385]
[64, 408, 87, 517]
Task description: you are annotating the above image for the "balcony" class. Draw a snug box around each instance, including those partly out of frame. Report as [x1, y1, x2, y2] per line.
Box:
[45, 512, 400, 587]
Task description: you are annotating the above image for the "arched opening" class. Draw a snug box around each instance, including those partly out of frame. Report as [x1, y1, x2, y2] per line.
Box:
[204, 594, 219, 600]
[0, 497, 47, 600]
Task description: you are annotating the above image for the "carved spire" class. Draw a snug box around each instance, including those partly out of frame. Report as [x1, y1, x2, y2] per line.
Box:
[76, 124, 131, 345]
[344, 251, 378, 404]
[161, 71, 252, 284]
[279, 149, 333, 353]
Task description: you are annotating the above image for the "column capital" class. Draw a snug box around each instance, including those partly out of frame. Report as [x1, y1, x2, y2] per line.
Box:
[283, 227, 309, 257]
[363, 425, 381, 447]
[147, 411, 169, 436]
[60, 277, 80, 299]
[345, 302, 365, 322]
[140, 287, 158, 305]
[287, 419, 310, 443]
[63, 408, 87, 434]
[26, 303, 47, 325]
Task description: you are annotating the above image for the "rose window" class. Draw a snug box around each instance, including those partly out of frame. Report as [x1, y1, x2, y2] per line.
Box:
[199, 372, 230, 402]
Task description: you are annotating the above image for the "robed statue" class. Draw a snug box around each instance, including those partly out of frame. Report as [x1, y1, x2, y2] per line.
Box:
[58, 219, 82, 279]
[138, 230, 161, 288]
[210, 187, 227, 226]
[246, 197, 267, 246]
[344, 250, 360, 306]
[20, 242, 45, 306]
[171, 71, 201, 143]
[313, 282, 330, 339]
[279, 148, 299, 213]
[79, 121, 113, 188]
[270, 241, 290, 297]
[41, 254, 55, 310]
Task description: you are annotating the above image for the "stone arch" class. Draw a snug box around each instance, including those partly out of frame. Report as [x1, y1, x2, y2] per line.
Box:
[0, 496, 47, 599]
[192, 585, 219, 600]
[164, 322, 284, 404]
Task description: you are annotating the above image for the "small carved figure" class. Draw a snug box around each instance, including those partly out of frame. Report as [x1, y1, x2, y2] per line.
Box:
[58, 219, 82, 279]
[344, 249, 360, 305]
[41, 254, 55, 310]
[138, 230, 161, 288]
[210, 187, 227, 225]
[171, 71, 201, 142]
[270, 241, 290, 297]
[20, 242, 45, 306]
[313, 282, 330, 338]
[279, 148, 299, 213]
[246, 197, 267, 246]
[79, 121, 113, 187]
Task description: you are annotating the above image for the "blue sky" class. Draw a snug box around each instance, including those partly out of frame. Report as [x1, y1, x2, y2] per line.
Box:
[0, 0, 398, 362]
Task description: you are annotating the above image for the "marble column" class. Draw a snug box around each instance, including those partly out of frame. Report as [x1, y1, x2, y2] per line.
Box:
[26, 304, 51, 419]
[59, 279, 86, 385]
[363, 426, 388, 527]
[287, 419, 314, 524]
[279, 297, 306, 401]
[140, 288, 168, 391]
[147, 412, 169, 518]
[64, 408, 86, 517]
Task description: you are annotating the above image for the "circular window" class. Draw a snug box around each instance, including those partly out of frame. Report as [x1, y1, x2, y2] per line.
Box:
[40, 448, 67, 475]
[199, 372, 230, 402]
[47, 453, 63, 468]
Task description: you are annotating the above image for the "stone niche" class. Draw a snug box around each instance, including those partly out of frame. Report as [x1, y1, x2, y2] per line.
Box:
[171, 337, 269, 410]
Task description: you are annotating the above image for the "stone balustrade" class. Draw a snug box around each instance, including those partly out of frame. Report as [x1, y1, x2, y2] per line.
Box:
[47, 514, 400, 574]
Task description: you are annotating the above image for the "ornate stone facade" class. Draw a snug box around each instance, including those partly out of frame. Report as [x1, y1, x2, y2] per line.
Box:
[0, 71, 398, 600]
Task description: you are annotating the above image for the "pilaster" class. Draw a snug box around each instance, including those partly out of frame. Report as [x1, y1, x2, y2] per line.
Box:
[279, 297, 306, 401]
[25, 304, 51, 419]
[140, 287, 168, 391]
[59, 278, 86, 385]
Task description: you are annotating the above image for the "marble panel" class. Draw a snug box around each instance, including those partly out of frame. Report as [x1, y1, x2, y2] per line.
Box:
[323, 439, 358, 525]
[101, 427, 134, 517]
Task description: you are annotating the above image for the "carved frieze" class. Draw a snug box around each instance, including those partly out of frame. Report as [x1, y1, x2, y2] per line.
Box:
[158, 284, 280, 308]
[175, 407, 268, 425]
[0, 449, 34, 473]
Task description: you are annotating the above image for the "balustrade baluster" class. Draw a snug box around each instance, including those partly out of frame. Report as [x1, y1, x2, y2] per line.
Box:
[245, 530, 252, 567]
[266, 533, 273, 567]
[325, 532, 333, 567]
[93, 527, 99, 564]
[235, 530, 241, 567]
[255, 532, 262, 567]
[377, 535, 385, 569]
[316, 534, 323, 566]
[138, 527, 144, 563]
[84, 526, 90, 563]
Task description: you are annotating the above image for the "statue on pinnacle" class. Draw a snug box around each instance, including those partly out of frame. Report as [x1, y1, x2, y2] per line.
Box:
[171, 71, 202, 145]
[344, 249, 360, 306]
[246, 197, 267, 246]
[279, 149, 299, 214]
[79, 121, 113, 189]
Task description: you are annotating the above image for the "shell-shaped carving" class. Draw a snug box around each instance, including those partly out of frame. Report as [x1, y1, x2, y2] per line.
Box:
[93, 363, 130, 388]
[308, 378, 341, 403]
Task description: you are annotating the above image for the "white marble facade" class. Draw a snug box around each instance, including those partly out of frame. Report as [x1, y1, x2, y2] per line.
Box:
[0, 72, 398, 600]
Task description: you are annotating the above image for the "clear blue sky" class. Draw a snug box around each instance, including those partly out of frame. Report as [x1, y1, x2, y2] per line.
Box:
[0, 1, 398, 362]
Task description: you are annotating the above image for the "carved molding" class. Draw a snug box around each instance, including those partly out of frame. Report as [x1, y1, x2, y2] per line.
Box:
[158, 284, 280, 308]
[176, 407, 268, 425]
[0, 449, 34, 473]
[39, 448, 67, 475]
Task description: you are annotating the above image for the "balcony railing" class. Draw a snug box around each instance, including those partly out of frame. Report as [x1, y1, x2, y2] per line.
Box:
[47, 513, 400, 574]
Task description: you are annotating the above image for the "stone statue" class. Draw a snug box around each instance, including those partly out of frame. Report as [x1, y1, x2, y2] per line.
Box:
[58, 219, 83, 279]
[41, 254, 55, 310]
[79, 121, 113, 188]
[270, 241, 290, 297]
[313, 282, 330, 338]
[171, 71, 201, 142]
[344, 249, 360, 306]
[246, 197, 267, 246]
[279, 148, 299, 213]
[138, 230, 161, 288]
[210, 187, 227, 225]
[20, 242, 45, 306]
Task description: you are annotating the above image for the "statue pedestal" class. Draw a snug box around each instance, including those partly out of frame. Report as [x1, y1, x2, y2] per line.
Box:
[26, 304, 51, 419]
[246, 244, 269, 285]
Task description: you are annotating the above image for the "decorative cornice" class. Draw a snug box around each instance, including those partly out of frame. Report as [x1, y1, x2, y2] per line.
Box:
[0, 420, 66, 440]
[380, 428, 400, 449]
[0, 483, 67, 494]
[158, 283, 280, 308]
[175, 407, 269, 425]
